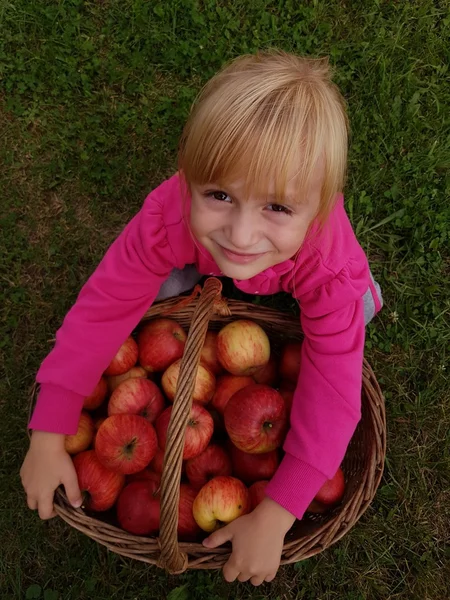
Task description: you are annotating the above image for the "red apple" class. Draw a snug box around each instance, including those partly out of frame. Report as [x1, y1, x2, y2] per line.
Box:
[73, 450, 125, 511]
[106, 366, 148, 394]
[95, 414, 158, 474]
[192, 475, 250, 532]
[185, 444, 232, 490]
[161, 359, 216, 405]
[126, 468, 162, 487]
[279, 342, 302, 383]
[104, 336, 138, 376]
[227, 441, 279, 483]
[279, 383, 295, 416]
[65, 411, 95, 455]
[216, 320, 270, 376]
[138, 318, 187, 372]
[307, 467, 345, 513]
[83, 377, 108, 411]
[200, 331, 223, 375]
[211, 374, 254, 415]
[116, 479, 160, 535]
[249, 480, 269, 510]
[150, 447, 165, 474]
[178, 483, 202, 541]
[224, 384, 287, 453]
[108, 378, 165, 423]
[252, 356, 278, 387]
[155, 402, 214, 460]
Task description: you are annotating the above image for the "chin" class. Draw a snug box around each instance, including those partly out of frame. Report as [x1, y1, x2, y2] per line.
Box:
[215, 259, 266, 281]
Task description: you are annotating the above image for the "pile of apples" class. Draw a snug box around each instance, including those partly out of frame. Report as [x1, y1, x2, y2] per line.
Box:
[66, 318, 345, 541]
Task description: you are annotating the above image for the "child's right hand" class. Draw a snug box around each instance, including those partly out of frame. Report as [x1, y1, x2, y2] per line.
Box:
[20, 430, 83, 519]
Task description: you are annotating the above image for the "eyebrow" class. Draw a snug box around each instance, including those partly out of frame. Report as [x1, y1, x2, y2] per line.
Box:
[202, 184, 299, 205]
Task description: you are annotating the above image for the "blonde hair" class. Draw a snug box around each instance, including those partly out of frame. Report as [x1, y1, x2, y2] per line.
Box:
[178, 49, 349, 225]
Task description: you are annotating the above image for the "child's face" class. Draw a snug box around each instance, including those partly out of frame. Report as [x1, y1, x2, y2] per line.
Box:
[189, 160, 324, 280]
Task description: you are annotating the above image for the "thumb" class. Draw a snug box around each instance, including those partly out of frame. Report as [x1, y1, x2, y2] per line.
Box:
[62, 470, 83, 508]
[203, 524, 234, 548]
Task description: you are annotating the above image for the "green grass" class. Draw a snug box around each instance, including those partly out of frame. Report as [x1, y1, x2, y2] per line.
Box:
[1, 0, 449, 598]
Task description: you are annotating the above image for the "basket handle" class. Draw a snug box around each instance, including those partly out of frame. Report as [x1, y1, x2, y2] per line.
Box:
[158, 277, 224, 573]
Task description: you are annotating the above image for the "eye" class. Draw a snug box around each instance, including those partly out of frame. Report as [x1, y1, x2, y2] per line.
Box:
[266, 203, 293, 216]
[205, 190, 231, 202]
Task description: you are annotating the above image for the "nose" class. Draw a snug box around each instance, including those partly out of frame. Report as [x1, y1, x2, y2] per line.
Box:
[225, 208, 261, 250]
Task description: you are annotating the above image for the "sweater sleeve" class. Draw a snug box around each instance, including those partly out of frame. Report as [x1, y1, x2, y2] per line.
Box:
[265, 259, 367, 520]
[29, 189, 178, 435]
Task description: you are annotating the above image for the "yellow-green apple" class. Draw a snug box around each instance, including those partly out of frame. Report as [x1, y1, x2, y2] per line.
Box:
[104, 336, 138, 376]
[83, 377, 108, 411]
[248, 480, 269, 510]
[73, 450, 125, 511]
[116, 479, 160, 535]
[161, 359, 216, 404]
[185, 444, 232, 490]
[95, 414, 158, 474]
[224, 384, 288, 453]
[216, 320, 270, 376]
[178, 483, 202, 541]
[307, 467, 345, 513]
[192, 475, 250, 532]
[155, 402, 214, 460]
[65, 411, 95, 455]
[227, 441, 279, 483]
[252, 356, 278, 387]
[211, 374, 254, 415]
[106, 366, 148, 394]
[200, 331, 223, 375]
[138, 318, 187, 372]
[108, 378, 165, 423]
[279, 342, 302, 383]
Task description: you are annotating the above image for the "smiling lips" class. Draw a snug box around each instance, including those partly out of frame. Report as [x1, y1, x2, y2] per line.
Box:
[219, 245, 268, 264]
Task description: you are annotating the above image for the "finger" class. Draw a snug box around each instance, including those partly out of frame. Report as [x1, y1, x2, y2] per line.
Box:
[265, 573, 277, 583]
[222, 560, 240, 583]
[237, 572, 251, 582]
[38, 495, 56, 520]
[250, 576, 266, 586]
[62, 472, 83, 508]
[203, 525, 233, 549]
[27, 496, 38, 510]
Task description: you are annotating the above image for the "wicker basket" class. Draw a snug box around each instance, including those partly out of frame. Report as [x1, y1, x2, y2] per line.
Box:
[39, 277, 386, 574]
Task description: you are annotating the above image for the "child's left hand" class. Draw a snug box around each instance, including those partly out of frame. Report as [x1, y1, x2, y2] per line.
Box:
[202, 497, 296, 586]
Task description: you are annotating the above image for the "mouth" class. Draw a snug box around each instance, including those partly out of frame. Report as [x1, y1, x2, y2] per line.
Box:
[219, 245, 268, 264]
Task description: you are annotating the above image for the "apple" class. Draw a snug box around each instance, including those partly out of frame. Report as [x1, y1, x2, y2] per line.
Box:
[83, 377, 108, 411]
[138, 318, 187, 372]
[192, 475, 250, 532]
[150, 447, 165, 474]
[217, 320, 270, 376]
[227, 441, 279, 483]
[207, 406, 226, 439]
[108, 378, 165, 424]
[73, 450, 125, 511]
[65, 411, 95, 455]
[248, 480, 269, 510]
[224, 384, 288, 453]
[279, 382, 295, 415]
[161, 359, 216, 405]
[126, 468, 162, 487]
[106, 366, 148, 394]
[307, 467, 345, 513]
[279, 342, 302, 383]
[104, 336, 138, 376]
[211, 374, 254, 415]
[92, 415, 107, 449]
[178, 483, 202, 541]
[200, 331, 223, 375]
[252, 356, 278, 387]
[155, 402, 214, 460]
[116, 479, 160, 535]
[185, 444, 232, 490]
[95, 414, 158, 474]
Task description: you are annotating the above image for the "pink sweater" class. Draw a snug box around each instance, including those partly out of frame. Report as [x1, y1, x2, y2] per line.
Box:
[29, 173, 381, 520]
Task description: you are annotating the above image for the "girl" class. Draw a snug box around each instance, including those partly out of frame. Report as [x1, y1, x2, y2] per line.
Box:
[21, 50, 383, 586]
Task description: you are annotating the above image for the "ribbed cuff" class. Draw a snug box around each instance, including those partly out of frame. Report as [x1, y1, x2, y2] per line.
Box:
[28, 383, 85, 435]
[265, 453, 328, 520]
